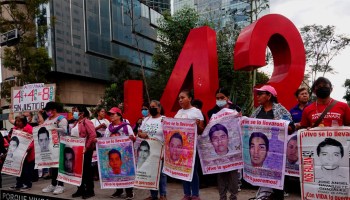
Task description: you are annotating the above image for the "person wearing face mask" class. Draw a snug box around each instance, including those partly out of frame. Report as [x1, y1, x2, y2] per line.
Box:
[207, 87, 241, 119]
[39, 102, 68, 195]
[300, 77, 350, 128]
[134, 102, 150, 135]
[70, 106, 96, 199]
[207, 87, 241, 200]
[138, 100, 167, 200]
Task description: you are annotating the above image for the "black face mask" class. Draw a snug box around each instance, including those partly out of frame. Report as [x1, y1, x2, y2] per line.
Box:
[149, 107, 159, 116]
[316, 87, 331, 99]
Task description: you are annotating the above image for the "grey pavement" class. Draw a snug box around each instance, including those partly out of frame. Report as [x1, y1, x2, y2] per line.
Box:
[1, 175, 301, 200]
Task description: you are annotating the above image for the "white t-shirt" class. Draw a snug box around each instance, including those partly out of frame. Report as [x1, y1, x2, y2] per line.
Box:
[139, 116, 165, 142]
[104, 123, 134, 137]
[91, 118, 110, 136]
[42, 115, 68, 136]
[174, 107, 204, 120]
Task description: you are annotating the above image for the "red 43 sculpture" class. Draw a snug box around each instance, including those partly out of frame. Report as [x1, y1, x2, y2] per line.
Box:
[123, 14, 305, 124]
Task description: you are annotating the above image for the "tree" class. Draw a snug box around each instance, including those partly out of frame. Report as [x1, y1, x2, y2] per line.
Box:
[0, 0, 52, 102]
[300, 24, 350, 83]
[149, 7, 201, 99]
[98, 58, 142, 110]
[343, 79, 350, 105]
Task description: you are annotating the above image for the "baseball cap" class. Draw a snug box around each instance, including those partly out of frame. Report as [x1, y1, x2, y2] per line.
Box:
[108, 107, 122, 115]
[254, 85, 277, 97]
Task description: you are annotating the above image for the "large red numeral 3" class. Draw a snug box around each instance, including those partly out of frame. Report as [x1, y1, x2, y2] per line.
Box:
[234, 14, 306, 110]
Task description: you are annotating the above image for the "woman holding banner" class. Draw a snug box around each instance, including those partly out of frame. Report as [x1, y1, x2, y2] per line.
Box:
[8, 115, 34, 192]
[138, 100, 167, 200]
[207, 87, 241, 200]
[105, 107, 135, 200]
[250, 85, 294, 200]
[175, 89, 205, 200]
[40, 102, 68, 195]
[69, 106, 96, 199]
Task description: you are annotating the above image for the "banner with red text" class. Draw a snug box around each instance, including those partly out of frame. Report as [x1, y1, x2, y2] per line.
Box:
[97, 136, 136, 189]
[57, 136, 85, 186]
[198, 108, 243, 174]
[2, 130, 32, 176]
[134, 137, 163, 190]
[11, 83, 56, 112]
[241, 118, 288, 190]
[285, 132, 299, 177]
[299, 127, 350, 200]
[162, 118, 197, 181]
[33, 125, 60, 169]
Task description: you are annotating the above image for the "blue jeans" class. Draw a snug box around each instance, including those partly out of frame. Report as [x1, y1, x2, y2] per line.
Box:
[151, 162, 167, 197]
[183, 160, 199, 197]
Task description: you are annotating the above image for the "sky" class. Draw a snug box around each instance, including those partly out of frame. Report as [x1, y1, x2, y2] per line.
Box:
[263, 0, 350, 102]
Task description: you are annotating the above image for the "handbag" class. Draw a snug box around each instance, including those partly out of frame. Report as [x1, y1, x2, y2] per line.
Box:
[312, 100, 338, 127]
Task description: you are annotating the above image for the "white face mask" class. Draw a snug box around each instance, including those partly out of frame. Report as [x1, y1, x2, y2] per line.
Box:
[216, 100, 227, 108]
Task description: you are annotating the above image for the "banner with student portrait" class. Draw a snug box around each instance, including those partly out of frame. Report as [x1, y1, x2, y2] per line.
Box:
[134, 137, 163, 190]
[2, 130, 33, 177]
[97, 136, 136, 189]
[162, 118, 197, 182]
[33, 125, 60, 169]
[11, 83, 56, 112]
[198, 108, 243, 174]
[298, 127, 350, 200]
[285, 132, 299, 177]
[241, 118, 288, 190]
[57, 136, 85, 186]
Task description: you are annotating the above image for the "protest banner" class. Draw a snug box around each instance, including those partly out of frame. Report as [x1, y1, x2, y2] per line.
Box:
[134, 137, 163, 190]
[11, 83, 55, 112]
[2, 130, 33, 177]
[241, 118, 288, 190]
[285, 132, 299, 177]
[198, 108, 243, 174]
[33, 125, 60, 169]
[97, 136, 136, 189]
[57, 136, 85, 186]
[298, 127, 350, 200]
[162, 118, 197, 182]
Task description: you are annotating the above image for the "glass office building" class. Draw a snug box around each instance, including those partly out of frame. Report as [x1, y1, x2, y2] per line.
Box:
[172, 0, 269, 29]
[43, 0, 160, 81]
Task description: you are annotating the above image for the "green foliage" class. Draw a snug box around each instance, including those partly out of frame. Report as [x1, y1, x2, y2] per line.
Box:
[99, 58, 142, 110]
[343, 79, 350, 105]
[149, 7, 201, 99]
[0, 0, 52, 102]
[300, 24, 350, 83]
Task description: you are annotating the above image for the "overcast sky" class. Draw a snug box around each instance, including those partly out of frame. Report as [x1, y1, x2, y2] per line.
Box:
[265, 0, 350, 102]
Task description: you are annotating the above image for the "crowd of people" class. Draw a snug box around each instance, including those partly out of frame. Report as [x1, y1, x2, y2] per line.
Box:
[0, 77, 349, 200]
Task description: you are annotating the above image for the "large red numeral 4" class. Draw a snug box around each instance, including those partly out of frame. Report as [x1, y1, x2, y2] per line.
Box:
[234, 14, 306, 110]
[160, 26, 219, 117]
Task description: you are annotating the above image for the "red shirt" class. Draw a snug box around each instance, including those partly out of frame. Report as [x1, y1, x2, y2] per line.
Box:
[300, 99, 350, 127]
[14, 124, 35, 162]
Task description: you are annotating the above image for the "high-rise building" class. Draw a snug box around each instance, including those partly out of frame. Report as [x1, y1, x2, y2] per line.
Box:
[140, 0, 170, 13]
[1, 0, 161, 108]
[172, 0, 269, 29]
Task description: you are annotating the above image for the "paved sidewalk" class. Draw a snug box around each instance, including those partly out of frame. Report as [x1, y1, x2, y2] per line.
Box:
[1, 178, 301, 200]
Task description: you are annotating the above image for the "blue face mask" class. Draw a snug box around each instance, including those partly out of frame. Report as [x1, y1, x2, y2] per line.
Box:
[73, 112, 79, 120]
[216, 100, 227, 108]
[141, 110, 149, 117]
